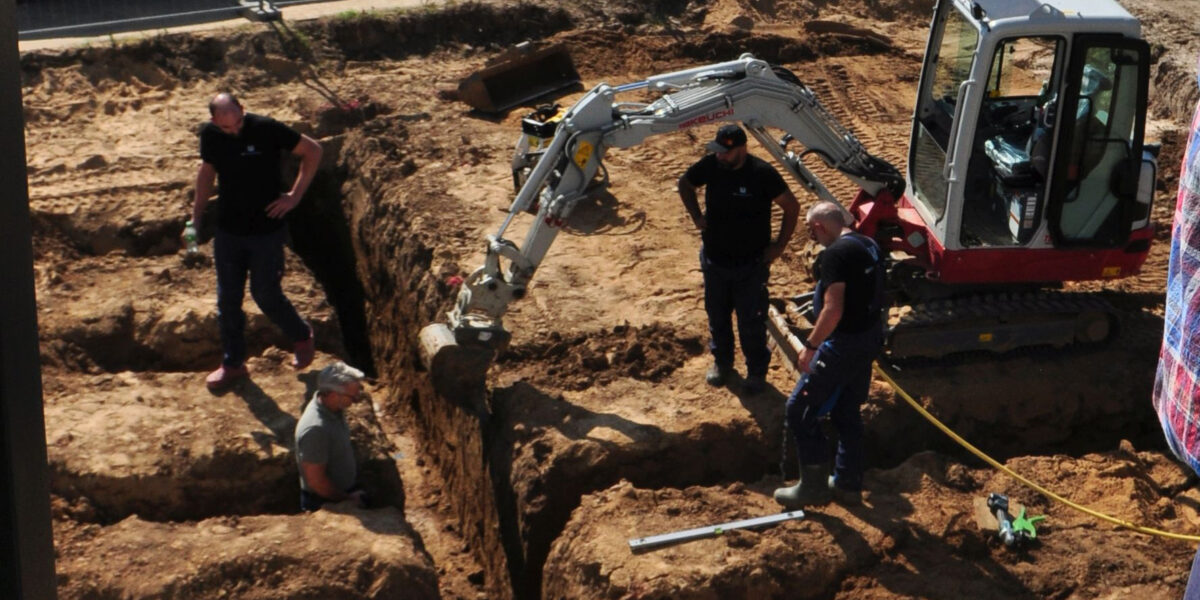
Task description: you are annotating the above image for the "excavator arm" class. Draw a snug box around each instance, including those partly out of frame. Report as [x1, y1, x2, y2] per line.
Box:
[419, 54, 903, 396]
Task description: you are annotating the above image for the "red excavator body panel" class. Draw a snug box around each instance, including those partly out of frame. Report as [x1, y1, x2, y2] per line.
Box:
[850, 188, 1153, 286]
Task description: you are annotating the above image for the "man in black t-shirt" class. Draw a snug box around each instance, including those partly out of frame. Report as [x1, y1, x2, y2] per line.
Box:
[774, 200, 885, 509]
[678, 124, 799, 394]
[192, 93, 323, 390]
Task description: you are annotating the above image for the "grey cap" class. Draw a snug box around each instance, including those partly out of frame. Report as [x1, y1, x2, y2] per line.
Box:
[317, 361, 365, 394]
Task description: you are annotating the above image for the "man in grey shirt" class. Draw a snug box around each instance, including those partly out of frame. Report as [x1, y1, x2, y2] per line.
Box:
[295, 361, 367, 511]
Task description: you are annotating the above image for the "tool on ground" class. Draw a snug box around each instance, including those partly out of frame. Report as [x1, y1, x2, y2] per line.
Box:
[628, 510, 805, 553]
[455, 42, 581, 114]
[987, 492, 1044, 547]
[421, 1, 1157, 393]
[1012, 506, 1046, 540]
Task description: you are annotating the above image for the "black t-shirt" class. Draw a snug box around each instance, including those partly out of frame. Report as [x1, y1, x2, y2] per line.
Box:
[199, 113, 302, 235]
[815, 233, 883, 333]
[684, 154, 787, 264]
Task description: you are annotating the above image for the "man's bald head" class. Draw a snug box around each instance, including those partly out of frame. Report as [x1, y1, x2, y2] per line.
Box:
[209, 93, 241, 116]
[806, 201, 850, 227]
[805, 201, 852, 247]
[209, 93, 245, 136]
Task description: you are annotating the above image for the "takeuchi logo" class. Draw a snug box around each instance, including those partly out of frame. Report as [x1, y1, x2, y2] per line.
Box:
[679, 108, 735, 129]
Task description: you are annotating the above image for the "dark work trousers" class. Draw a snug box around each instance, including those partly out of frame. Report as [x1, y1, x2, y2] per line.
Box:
[700, 248, 770, 378]
[214, 227, 309, 368]
[299, 489, 326, 512]
[300, 484, 367, 512]
[785, 325, 882, 491]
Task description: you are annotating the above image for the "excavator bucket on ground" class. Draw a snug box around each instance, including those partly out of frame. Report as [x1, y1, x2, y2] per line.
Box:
[455, 42, 581, 114]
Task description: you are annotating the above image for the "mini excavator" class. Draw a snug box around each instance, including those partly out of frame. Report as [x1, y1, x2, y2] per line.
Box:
[420, 0, 1156, 393]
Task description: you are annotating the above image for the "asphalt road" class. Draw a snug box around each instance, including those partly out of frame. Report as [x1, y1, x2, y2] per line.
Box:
[18, 0, 434, 51]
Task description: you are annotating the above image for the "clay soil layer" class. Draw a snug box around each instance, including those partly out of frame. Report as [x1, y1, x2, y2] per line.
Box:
[20, 0, 1200, 599]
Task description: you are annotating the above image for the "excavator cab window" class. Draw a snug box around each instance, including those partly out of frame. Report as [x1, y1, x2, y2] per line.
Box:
[910, 5, 979, 223]
[960, 35, 1063, 248]
[1047, 38, 1149, 247]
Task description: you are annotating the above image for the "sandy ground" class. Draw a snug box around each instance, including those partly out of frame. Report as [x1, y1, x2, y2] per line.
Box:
[19, 0, 1200, 598]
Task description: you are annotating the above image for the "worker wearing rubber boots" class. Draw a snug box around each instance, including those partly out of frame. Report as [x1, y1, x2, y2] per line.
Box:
[678, 124, 799, 394]
[775, 201, 884, 508]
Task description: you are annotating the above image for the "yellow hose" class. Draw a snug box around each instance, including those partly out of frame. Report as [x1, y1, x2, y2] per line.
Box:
[873, 363, 1200, 543]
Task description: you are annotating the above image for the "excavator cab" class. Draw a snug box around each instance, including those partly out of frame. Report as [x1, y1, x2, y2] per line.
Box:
[903, 0, 1154, 285]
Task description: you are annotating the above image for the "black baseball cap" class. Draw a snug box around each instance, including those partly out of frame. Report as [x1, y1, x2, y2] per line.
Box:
[706, 124, 747, 154]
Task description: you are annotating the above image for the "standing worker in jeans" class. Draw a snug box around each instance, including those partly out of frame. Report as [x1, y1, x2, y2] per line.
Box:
[1153, 53, 1200, 599]
[192, 93, 322, 390]
[678, 124, 799, 394]
[296, 362, 368, 511]
[775, 201, 884, 508]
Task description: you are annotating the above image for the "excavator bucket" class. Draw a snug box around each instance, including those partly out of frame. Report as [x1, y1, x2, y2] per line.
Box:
[418, 323, 505, 403]
[455, 42, 582, 114]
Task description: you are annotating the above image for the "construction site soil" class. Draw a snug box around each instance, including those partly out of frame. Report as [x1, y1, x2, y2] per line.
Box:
[19, 0, 1200, 598]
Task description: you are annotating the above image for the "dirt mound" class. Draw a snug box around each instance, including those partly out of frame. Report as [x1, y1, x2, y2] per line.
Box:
[497, 323, 705, 390]
[55, 509, 437, 599]
[545, 448, 1197, 599]
[35, 252, 340, 372]
[43, 354, 403, 522]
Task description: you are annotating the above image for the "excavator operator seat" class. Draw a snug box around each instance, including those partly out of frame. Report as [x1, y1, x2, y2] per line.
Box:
[983, 130, 1039, 187]
[980, 94, 1055, 243]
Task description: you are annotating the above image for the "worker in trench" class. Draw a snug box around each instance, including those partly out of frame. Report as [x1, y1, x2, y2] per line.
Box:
[1152, 51, 1200, 598]
[774, 201, 885, 508]
[678, 124, 800, 395]
[295, 361, 370, 511]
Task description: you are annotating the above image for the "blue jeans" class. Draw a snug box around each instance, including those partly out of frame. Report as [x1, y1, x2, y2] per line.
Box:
[215, 227, 310, 367]
[785, 325, 883, 491]
[700, 248, 770, 378]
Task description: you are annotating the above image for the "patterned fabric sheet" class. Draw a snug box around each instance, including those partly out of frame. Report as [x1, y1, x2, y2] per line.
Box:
[1154, 62, 1200, 476]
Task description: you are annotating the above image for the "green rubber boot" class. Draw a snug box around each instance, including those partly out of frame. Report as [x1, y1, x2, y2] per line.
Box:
[773, 464, 832, 508]
[828, 475, 863, 506]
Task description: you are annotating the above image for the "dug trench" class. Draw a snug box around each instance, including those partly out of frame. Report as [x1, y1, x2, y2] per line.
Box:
[331, 98, 1187, 600]
[25, 0, 1200, 598]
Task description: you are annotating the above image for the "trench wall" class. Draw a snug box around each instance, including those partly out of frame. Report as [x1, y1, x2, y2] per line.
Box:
[333, 121, 517, 598]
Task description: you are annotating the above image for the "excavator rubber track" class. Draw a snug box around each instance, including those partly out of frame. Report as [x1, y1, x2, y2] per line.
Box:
[766, 291, 1119, 368]
[887, 292, 1118, 360]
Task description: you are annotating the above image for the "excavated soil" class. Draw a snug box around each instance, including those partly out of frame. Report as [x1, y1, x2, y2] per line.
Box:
[20, 0, 1200, 598]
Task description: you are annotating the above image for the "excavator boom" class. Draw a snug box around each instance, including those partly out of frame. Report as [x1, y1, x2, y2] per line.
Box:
[419, 54, 904, 395]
